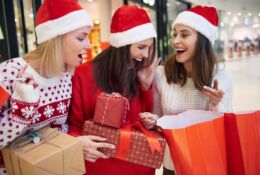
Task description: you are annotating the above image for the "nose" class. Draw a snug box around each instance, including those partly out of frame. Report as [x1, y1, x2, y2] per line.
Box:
[173, 35, 180, 46]
[84, 38, 92, 50]
[142, 49, 149, 58]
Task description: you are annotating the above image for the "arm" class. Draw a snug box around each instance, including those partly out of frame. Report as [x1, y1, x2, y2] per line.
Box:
[68, 73, 85, 137]
[68, 66, 115, 162]
[203, 70, 233, 112]
[0, 64, 39, 148]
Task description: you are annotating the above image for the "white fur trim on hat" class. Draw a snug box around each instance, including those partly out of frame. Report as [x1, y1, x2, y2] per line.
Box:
[110, 23, 157, 48]
[172, 11, 218, 45]
[36, 10, 93, 44]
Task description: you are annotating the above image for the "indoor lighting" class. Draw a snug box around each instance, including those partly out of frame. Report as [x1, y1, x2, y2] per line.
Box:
[0, 26, 4, 40]
[237, 12, 242, 16]
[227, 11, 232, 15]
[248, 13, 252, 16]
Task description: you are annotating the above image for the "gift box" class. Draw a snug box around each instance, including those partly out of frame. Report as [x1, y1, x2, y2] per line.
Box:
[93, 92, 129, 128]
[82, 120, 166, 168]
[2, 128, 85, 175]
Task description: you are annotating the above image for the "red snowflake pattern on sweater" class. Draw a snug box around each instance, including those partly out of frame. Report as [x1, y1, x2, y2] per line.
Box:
[0, 57, 72, 173]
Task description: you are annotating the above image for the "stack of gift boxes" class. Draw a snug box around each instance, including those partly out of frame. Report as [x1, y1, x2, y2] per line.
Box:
[82, 92, 166, 168]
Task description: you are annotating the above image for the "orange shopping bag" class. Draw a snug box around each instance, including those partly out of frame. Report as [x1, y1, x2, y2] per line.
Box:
[225, 111, 260, 175]
[157, 110, 228, 175]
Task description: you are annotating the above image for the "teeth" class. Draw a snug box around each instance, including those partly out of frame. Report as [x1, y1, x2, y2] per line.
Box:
[135, 58, 143, 62]
[175, 48, 186, 51]
[82, 54, 87, 59]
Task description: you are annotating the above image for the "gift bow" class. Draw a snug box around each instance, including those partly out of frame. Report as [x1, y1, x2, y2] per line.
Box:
[10, 127, 60, 150]
[115, 121, 163, 160]
[100, 92, 130, 125]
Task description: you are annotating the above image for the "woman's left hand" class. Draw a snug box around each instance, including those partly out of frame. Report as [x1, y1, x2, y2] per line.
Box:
[137, 57, 161, 90]
[202, 79, 224, 107]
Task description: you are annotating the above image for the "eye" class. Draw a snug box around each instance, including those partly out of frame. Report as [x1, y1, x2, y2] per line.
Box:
[138, 46, 145, 50]
[77, 37, 85, 41]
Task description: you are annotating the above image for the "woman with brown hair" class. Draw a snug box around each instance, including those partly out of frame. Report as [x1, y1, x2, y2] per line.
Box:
[140, 6, 233, 175]
[68, 5, 160, 175]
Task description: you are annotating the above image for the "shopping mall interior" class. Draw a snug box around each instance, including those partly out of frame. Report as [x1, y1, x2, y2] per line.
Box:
[0, 0, 260, 174]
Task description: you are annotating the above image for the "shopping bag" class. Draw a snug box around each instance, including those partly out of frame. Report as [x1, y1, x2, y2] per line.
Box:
[157, 110, 228, 175]
[225, 111, 260, 175]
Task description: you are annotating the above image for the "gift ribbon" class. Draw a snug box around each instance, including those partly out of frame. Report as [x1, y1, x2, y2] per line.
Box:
[100, 92, 130, 125]
[10, 127, 60, 150]
[115, 121, 162, 160]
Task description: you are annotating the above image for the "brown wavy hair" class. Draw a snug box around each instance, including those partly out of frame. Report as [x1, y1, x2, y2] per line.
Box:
[164, 33, 217, 90]
[93, 39, 156, 97]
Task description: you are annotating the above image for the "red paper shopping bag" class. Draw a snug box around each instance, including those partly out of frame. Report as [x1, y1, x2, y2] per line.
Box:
[225, 111, 260, 175]
[157, 110, 228, 175]
[0, 84, 10, 108]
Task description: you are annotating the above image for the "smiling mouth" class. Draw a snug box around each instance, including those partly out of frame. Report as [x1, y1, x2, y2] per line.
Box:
[175, 49, 186, 54]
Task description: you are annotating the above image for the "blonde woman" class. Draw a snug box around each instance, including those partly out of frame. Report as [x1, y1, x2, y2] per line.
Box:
[0, 0, 112, 174]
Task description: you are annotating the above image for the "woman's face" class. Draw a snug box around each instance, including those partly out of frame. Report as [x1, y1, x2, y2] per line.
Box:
[62, 26, 92, 68]
[172, 24, 198, 65]
[129, 38, 154, 68]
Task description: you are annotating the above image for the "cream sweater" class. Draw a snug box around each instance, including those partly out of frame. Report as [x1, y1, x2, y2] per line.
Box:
[153, 65, 233, 170]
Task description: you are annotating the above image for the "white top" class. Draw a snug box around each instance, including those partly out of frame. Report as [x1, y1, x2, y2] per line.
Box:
[153, 65, 233, 170]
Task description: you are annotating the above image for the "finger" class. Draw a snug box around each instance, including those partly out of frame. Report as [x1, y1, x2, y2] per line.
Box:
[213, 79, 218, 90]
[203, 86, 218, 95]
[87, 135, 107, 142]
[95, 142, 115, 149]
[18, 65, 28, 77]
[154, 57, 161, 68]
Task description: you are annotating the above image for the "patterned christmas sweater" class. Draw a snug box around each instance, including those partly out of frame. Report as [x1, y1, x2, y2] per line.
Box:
[0, 57, 72, 174]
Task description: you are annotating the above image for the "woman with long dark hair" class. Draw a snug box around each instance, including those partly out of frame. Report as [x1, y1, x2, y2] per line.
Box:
[68, 5, 159, 175]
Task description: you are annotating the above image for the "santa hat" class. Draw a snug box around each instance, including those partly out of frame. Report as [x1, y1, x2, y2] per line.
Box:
[110, 5, 157, 48]
[35, 0, 93, 44]
[172, 6, 218, 45]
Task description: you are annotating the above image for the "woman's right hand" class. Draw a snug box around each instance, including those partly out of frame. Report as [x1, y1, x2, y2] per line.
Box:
[78, 135, 115, 163]
[139, 112, 158, 129]
[17, 65, 37, 87]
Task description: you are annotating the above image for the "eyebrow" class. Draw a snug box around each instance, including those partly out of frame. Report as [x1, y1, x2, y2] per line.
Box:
[174, 29, 191, 33]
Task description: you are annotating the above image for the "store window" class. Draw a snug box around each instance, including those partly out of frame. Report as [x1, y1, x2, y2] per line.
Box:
[13, 0, 37, 56]
[167, 0, 190, 55]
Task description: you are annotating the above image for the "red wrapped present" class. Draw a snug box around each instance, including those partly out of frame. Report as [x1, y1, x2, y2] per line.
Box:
[93, 92, 129, 128]
[82, 120, 166, 169]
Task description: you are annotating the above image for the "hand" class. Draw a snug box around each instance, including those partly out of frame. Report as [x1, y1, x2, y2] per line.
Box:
[139, 112, 158, 129]
[202, 80, 224, 107]
[17, 65, 37, 88]
[78, 135, 115, 163]
[137, 57, 161, 90]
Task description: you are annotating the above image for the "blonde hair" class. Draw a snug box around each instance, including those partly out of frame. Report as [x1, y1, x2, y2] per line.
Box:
[24, 36, 66, 77]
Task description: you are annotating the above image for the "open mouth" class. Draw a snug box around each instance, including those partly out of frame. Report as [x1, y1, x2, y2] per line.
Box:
[135, 58, 143, 62]
[78, 53, 87, 63]
[175, 48, 186, 54]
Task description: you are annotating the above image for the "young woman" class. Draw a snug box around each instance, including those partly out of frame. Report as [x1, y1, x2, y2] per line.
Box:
[140, 6, 233, 175]
[0, 0, 110, 174]
[68, 5, 160, 175]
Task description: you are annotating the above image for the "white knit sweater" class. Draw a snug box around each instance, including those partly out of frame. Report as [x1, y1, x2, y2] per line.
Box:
[153, 65, 233, 170]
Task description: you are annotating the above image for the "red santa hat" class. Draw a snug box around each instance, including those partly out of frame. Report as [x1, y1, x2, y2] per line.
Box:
[35, 0, 93, 44]
[110, 5, 157, 48]
[172, 6, 218, 45]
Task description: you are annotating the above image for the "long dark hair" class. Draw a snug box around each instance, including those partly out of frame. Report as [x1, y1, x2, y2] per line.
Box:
[164, 33, 217, 90]
[93, 39, 156, 97]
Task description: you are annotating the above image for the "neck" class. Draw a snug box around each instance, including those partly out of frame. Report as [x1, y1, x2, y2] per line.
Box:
[183, 61, 192, 77]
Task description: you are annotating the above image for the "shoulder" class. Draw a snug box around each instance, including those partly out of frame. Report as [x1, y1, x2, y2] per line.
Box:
[155, 65, 165, 80]
[0, 57, 26, 78]
[74, 61, 93, 76]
